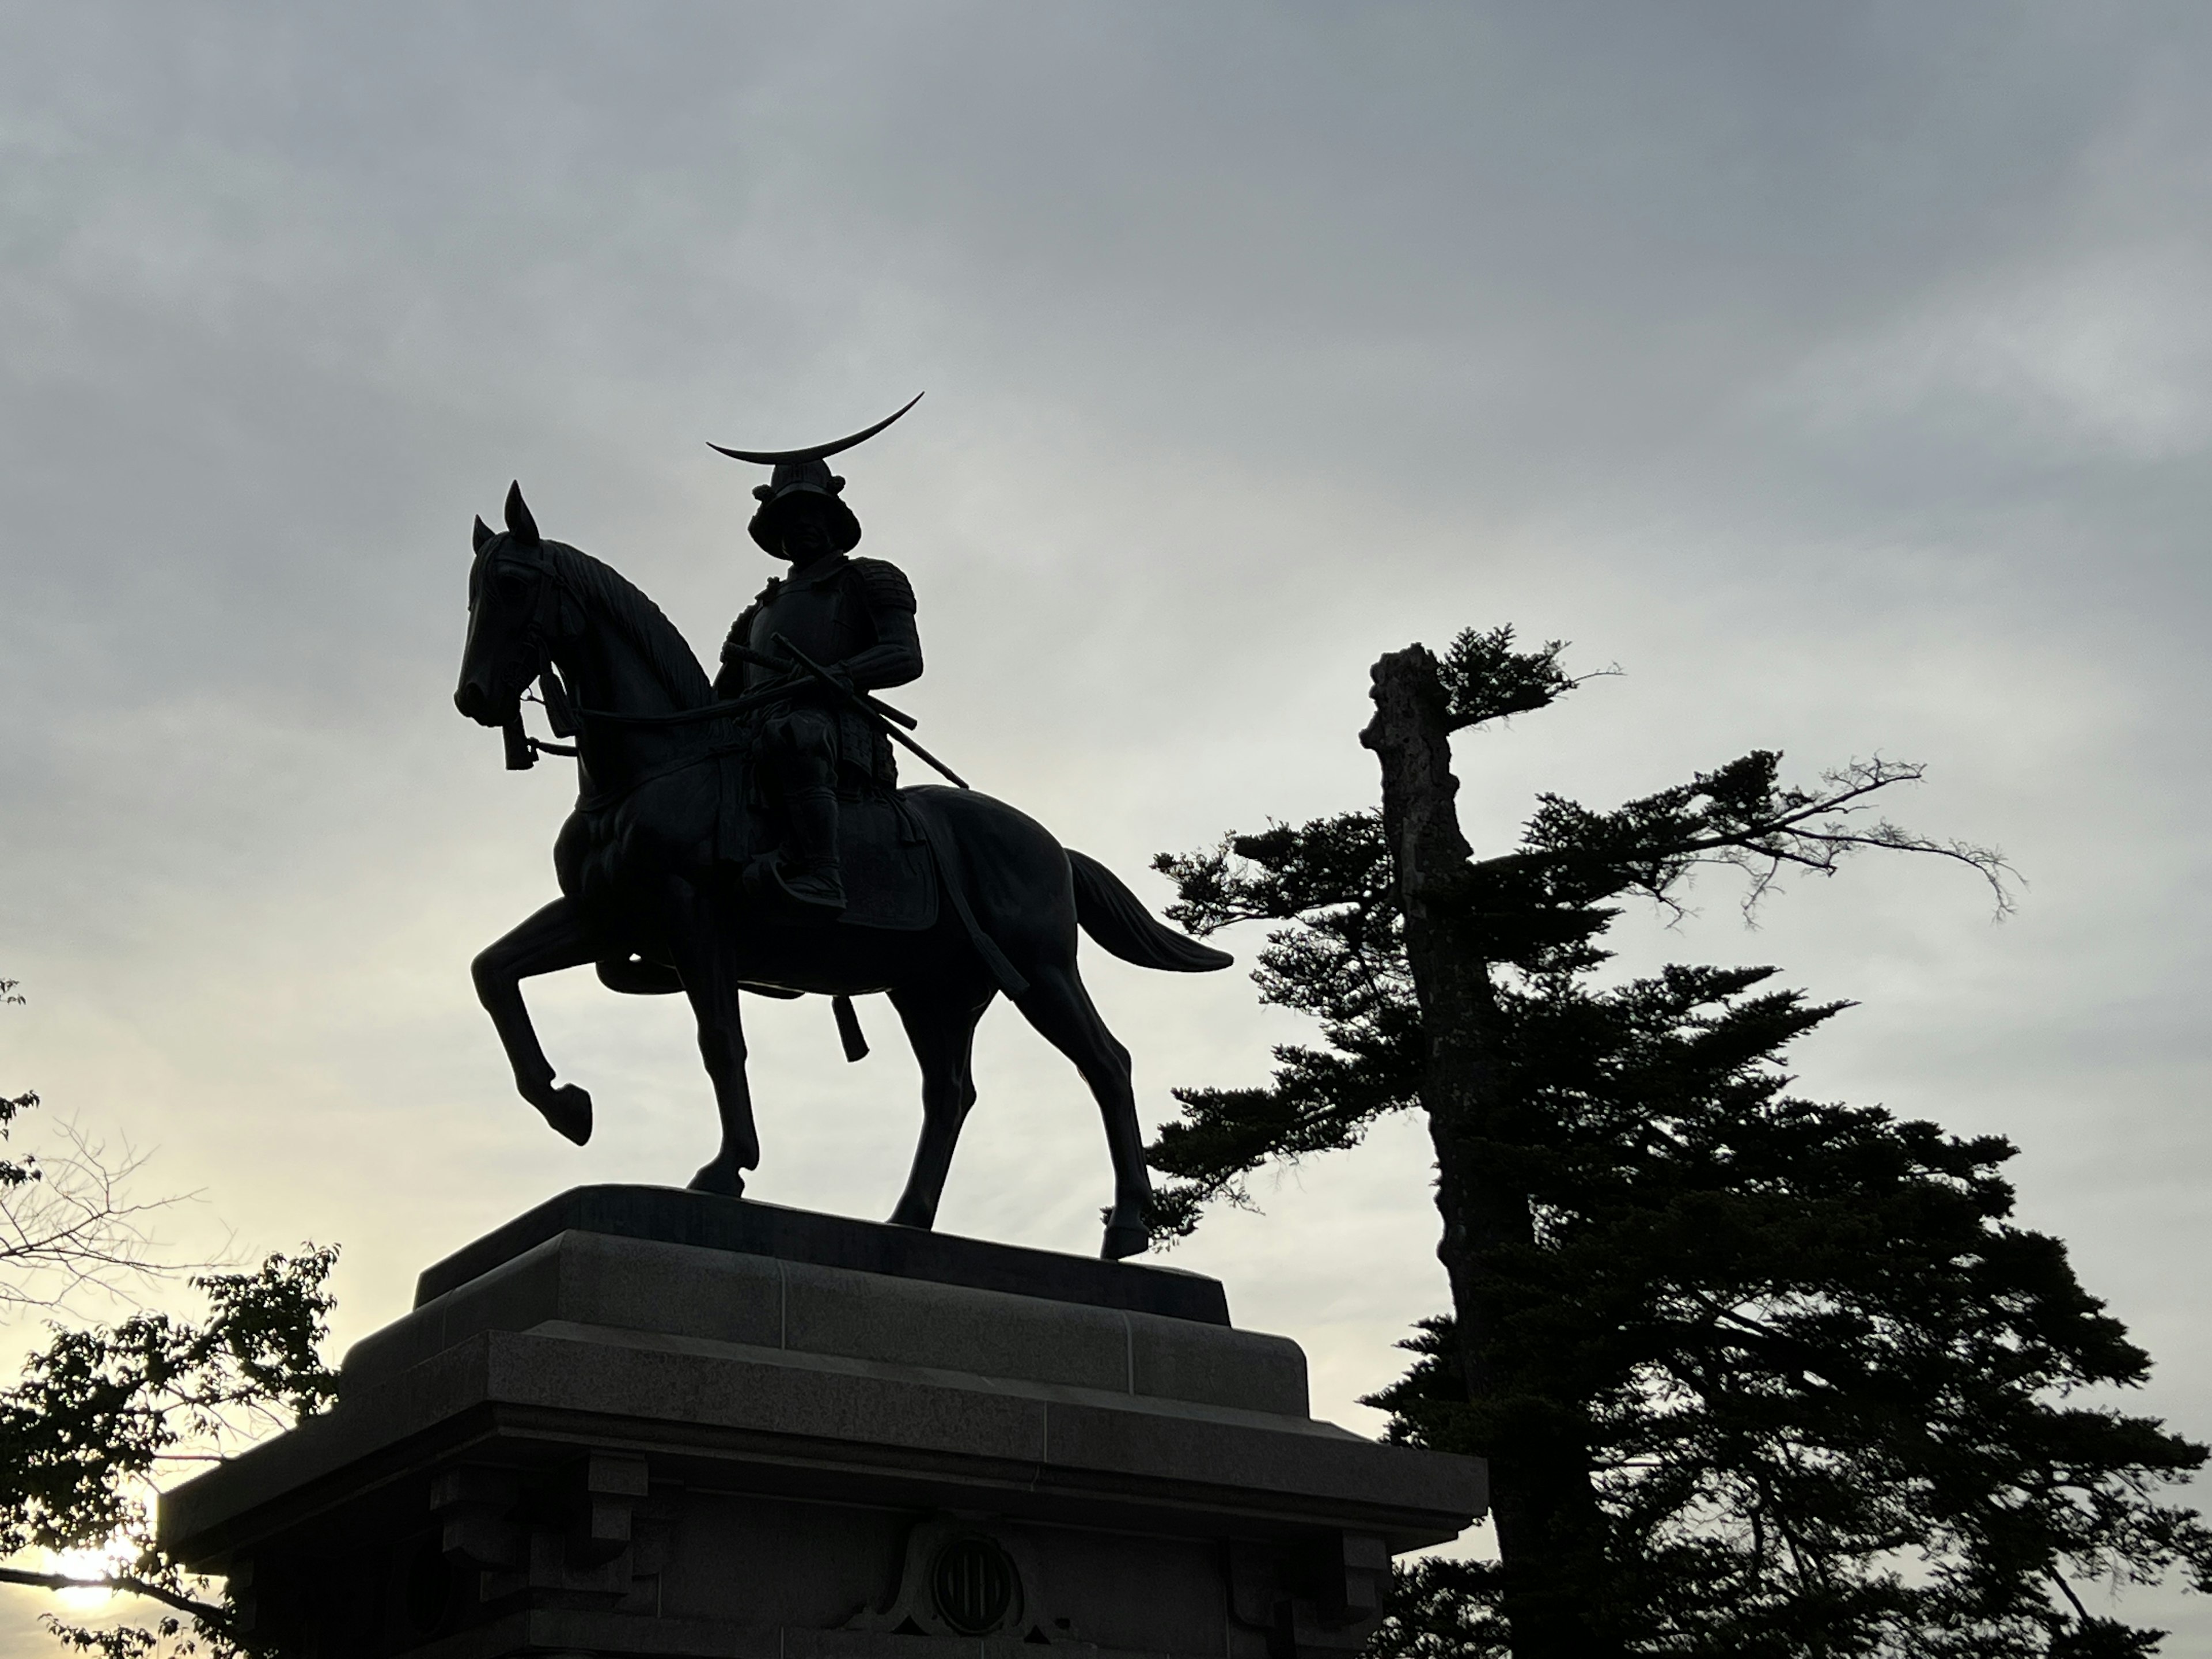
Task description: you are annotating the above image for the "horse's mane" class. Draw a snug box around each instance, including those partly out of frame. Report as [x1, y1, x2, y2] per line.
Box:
[543, 540, 714, 709]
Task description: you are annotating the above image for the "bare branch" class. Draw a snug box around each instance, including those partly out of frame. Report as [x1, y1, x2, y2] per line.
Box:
[0, 1114, 197, 1318]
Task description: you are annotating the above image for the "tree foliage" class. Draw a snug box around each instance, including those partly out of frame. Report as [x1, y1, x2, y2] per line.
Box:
[1146, 628, 2210, 1657]
[1, 981, 339, 1657]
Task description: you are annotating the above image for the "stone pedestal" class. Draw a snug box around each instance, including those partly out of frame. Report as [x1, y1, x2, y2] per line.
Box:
[160, 1187, 1485, 1659]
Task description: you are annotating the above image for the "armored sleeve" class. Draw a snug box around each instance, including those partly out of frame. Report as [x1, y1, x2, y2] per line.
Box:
[849, 558, 916, 613]
[713, 601, 763, 698]
[837, 559, 922, 691]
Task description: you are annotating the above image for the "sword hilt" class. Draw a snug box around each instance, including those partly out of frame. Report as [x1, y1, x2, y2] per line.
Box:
[759, 637, 921, 730]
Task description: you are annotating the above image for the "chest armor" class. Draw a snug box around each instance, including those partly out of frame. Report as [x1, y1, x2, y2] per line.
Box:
[743, 564, 863, 688]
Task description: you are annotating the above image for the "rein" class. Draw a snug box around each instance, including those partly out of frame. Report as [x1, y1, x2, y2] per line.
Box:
[494, 547, 738, 767]
[568, 682, 791, 727]
[486, 544, 959, 791]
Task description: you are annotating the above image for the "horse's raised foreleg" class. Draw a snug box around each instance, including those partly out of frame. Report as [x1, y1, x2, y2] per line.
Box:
[1011, 961, 1151, 1260]
[662, 877, 758, 1198]
[885, 979, 997, 1230]
[471, 897, 599, 1145]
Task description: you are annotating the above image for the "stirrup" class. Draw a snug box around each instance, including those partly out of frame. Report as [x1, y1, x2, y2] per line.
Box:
[744, 853, 846, 917]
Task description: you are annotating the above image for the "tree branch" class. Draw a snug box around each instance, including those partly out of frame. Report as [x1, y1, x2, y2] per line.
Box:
[0, 1565, 224, 1623]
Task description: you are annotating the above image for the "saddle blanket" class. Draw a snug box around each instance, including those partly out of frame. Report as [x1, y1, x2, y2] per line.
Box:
[835, 794, 939, 931]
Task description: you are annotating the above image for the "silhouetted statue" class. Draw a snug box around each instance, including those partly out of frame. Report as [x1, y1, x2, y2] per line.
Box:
[707, 396, 925, 917]
[452, 403, 1230, 1259]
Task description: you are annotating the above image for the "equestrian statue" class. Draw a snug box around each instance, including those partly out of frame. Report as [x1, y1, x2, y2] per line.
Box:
[451, 397, 1229, 1259]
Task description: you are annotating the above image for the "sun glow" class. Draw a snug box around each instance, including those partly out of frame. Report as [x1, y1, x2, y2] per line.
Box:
[46, 1543, 133, 1609]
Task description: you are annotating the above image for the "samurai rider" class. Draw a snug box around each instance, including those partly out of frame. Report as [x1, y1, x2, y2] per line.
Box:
[708, 396, 925, 918]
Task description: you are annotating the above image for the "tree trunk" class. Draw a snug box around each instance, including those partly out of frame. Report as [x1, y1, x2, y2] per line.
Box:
[1362, 646, 1618, 1659]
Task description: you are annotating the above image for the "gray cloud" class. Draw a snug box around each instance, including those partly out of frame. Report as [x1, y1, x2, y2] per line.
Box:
[3, 2, 2211, 1642]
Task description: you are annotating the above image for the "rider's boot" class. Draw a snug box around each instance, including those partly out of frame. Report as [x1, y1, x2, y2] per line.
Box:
[766, 786, 846, 916]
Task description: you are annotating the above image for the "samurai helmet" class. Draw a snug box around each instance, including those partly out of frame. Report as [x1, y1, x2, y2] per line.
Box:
[709, 393, 922, 556]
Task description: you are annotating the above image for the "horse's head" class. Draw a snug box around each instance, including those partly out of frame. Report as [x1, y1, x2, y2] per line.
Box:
[454, 483, 568, 728]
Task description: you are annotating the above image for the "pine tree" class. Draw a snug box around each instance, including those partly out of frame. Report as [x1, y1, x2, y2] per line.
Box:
[1147, 631, 2212, 1658]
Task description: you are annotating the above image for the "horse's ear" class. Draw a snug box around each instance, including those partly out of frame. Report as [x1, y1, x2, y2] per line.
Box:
[505, 482, 540, 545]
[472, 514, 494, 552]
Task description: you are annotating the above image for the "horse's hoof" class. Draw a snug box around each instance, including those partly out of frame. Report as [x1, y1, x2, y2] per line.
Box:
[535, 1084, 593, 1146]
[688, 1162, 746, 1198]
[1101, 1220, 1148, 1261]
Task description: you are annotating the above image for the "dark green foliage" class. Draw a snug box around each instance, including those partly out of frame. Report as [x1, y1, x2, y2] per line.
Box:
[1435, 628, 1583, 732]
[1513, 747, 2013, 923]
[2, 1087, 37, 1190]
[0, 1248, 339, 1653]
[1361, 969, 2211, 1656]
[4, 976, 339, 1656]
[1370, 1557, 1509, 1659]
[3, 977, 36, 1194]
[41, 1614, 189, 1659]
[1149, 813, 1416, 1236]
[1147, 627, 2209, 1656]
[1, 1248, 340, 1561]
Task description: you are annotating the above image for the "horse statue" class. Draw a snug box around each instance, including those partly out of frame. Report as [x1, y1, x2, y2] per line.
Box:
[451, 484, 1230, 1259]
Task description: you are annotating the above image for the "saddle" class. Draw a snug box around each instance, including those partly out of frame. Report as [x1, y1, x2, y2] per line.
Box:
[714, 767, 938, 931]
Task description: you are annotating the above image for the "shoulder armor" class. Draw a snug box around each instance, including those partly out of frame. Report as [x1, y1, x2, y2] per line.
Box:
[721, 596, 764, 661]
[847, 557, 916, 613]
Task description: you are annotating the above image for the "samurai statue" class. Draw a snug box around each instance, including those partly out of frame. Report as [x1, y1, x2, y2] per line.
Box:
[708, 395, 925, 917]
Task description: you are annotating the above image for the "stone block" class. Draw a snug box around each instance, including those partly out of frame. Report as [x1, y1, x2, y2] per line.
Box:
[343, 1225, 1304, 1415]
[164, 1191, 1484, 1659]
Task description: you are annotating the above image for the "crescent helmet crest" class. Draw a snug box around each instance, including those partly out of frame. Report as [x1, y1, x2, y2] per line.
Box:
[706, 391, 923, 467]
[707, 393, 923, 555]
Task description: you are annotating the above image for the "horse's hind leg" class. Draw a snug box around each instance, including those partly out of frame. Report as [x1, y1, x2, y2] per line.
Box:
[885, 978, 997, 1231]
[472, 897, 599, 1145]
[1011, 962, 1150, 1260]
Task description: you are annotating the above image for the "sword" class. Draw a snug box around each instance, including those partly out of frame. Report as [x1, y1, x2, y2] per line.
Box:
[722, 644, 918, 730]
[766, 634, 972, 790]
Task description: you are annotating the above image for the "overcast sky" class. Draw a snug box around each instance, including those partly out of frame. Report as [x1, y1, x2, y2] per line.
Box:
[5, 3, 2211, 1648]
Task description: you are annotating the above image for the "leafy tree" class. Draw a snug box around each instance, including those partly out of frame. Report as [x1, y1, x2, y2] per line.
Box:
[0, 980, 338, 1658]
[1147, 631, 2212, 1658]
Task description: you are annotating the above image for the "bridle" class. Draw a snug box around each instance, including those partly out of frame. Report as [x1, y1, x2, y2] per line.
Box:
[474, 532, 968, 794]
[478, 544, 781, 777]
[476, 546, 586, 769]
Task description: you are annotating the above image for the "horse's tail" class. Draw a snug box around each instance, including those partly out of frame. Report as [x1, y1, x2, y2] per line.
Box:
[1067, 850, 1234, 973]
